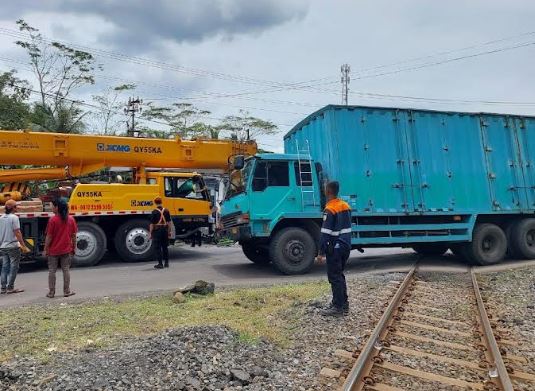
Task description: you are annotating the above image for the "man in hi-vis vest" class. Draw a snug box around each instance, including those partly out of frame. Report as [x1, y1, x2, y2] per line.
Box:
[149, 197, 172, 269]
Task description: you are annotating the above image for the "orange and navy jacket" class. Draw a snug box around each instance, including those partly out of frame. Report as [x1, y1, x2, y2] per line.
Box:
[319, 198, 352, 254]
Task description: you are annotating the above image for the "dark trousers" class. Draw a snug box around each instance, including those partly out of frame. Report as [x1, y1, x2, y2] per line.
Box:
[326, 245, 350, 309]
[153, 228, 169, 265]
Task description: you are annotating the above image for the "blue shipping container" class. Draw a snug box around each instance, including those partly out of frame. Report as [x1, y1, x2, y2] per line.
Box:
[284, 105, 535, 215]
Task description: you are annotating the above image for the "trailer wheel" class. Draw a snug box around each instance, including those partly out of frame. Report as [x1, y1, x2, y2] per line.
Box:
[509, 218, 535, 259]
[115, 219, 155, 262]
[269, 227, 316, 275]
[466, 223, 507, 266]
[242, 242, 271, 265]
[411, 244, 449, 257]
[74, 222, 107, 267]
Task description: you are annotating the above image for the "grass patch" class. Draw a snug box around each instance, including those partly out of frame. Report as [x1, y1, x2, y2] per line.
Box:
[0, 281, 328, 362]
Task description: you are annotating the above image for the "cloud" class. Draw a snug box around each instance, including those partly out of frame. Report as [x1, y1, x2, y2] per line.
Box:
[1, 0, 309, 52]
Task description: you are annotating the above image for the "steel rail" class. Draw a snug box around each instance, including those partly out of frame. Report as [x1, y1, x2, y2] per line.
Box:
[471, 268, 514, 391]
[341, 265, 417, 391]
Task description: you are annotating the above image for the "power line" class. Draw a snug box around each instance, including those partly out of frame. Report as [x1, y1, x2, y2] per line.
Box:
[349, 40, 535, 81]
[3, 26, 535, 104]
[347, 30, 535, 79]
[0, 27, 331, 91]
[5, 30, 535, 109]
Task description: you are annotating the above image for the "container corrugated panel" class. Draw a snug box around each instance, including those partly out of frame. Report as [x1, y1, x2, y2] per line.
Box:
[284, 105, 535, 215]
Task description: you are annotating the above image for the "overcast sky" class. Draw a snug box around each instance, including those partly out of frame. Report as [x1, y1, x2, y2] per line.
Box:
[1, 0, 535, 151]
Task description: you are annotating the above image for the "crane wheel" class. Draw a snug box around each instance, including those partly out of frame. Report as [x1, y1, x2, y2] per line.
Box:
[115, 219, 155, 262]
[74, 222, 107, 267]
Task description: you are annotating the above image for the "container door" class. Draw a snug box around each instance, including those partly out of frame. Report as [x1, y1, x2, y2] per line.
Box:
[357, 109, 412, 213]
[404, 111, 454, 212]
[513, 117, 535, 208]
[480, 115, 526, 211]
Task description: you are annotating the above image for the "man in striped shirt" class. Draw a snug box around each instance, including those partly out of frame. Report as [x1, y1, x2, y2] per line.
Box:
[317, 181, 352, 317]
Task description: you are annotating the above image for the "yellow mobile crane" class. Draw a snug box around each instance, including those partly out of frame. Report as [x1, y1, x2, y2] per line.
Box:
[0, 130, 256, 266]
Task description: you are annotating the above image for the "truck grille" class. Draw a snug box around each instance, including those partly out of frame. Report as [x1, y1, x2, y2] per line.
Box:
[221, 212, 242, 229]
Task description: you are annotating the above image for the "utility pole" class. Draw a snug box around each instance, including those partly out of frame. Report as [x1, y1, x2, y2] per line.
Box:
[341, 64, 350, 105]
[124, 97, 143, 137]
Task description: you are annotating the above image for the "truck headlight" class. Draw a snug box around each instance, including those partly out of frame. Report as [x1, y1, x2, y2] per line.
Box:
[236, 213, 250, 225]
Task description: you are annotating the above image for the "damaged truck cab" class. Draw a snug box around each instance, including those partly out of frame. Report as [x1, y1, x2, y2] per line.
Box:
[221, 154, 325, 274]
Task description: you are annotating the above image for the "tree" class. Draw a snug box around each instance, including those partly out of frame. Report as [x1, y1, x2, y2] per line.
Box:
[142, 102, 211, 138]
[219, 110, 278, 141]
[188, 122, 220, 139]
[0, 70, 31, 130]
[91, 84, 136, 135]
[30, 102, 85, 134]
[15, 19, 100, 133]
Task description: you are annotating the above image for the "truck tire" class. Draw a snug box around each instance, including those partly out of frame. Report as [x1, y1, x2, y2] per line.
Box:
[509, 218, 535, 259]
[242, 242, 271, 265]
[269, 227, 316, 275]
[465, 223, 507, 266]
[411, 244, 449, 257]
[74, 222, 107, 267]
[115, 219, 155, 262]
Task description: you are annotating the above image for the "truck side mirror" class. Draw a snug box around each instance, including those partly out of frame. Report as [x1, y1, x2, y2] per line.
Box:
[233, 155, 245, 170]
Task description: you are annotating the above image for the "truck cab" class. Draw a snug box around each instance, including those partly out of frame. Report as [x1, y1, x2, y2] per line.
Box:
[221, 154, 324, 274]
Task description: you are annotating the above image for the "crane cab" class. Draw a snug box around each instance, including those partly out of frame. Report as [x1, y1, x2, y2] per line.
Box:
[67, 172, 212, 265]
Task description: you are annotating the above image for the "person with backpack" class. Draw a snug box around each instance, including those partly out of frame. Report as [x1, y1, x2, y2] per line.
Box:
[150, 197, 172, 269]
[44, 198, 77, 298]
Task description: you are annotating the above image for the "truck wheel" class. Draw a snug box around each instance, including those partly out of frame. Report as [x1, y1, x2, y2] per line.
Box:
[466, 223, 507, 266]
[269, 227, 316, 275]
[74, 222, 107, 267]
[242, 242, 271, 265]
[115, 219, 154, 262]
[412, 244, 449, 257]
[509, 218, 535, 259]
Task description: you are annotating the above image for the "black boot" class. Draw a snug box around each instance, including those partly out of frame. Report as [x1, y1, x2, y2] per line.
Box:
[320, 306, 346, 317]
[154, 263, 164, 269]
[164, 261, 169, 268]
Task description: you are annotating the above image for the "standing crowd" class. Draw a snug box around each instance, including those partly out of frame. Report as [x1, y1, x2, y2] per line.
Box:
[1, 196, 174, 298]
[0, 198, 77, 298]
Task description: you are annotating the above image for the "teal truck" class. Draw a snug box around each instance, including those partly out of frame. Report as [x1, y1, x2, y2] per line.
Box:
[220, 105, 535, 274]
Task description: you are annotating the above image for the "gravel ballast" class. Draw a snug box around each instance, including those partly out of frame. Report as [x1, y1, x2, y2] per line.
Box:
[0, 273, 404, 391]
[477, 267, 535, 391]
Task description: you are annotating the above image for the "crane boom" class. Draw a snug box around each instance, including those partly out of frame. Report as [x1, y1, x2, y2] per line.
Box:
[0, 130, 257, 182]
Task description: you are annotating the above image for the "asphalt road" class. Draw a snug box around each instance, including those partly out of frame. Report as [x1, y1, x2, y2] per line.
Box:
[3, 245, 535, 308]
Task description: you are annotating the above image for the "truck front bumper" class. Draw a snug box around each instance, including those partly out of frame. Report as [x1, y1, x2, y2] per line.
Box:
[220, 225, 252, 242]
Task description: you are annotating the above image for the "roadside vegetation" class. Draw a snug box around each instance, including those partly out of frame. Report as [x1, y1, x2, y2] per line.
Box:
[0, 282, 328, 362]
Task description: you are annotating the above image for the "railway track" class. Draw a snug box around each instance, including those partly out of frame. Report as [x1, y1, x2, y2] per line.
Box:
[336, 267, 535, 391]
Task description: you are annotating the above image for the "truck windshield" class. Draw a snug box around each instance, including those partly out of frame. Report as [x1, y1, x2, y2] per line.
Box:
[225, 159, 254, 199]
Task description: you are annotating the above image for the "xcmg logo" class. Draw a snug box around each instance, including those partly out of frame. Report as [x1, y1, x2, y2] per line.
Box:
[96, 143, 131, 152]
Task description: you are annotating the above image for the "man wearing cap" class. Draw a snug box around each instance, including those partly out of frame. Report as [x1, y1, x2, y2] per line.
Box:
[0, 199, 29, 294]
[149, 197, 172, 269]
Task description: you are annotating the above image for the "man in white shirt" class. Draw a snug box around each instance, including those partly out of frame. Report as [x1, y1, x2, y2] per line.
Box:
[0, 199, 28, 294]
